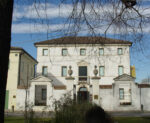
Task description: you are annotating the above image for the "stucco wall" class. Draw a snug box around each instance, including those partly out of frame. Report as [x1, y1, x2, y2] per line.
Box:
[99, 88, 113, 111]
[6, 50, 36, 111]
[140, 88, 150, 111]
[113, 81, 141, 111]
[6, 52, 20, 110]
[16, 89, 26, 111]
[19, 53, 36, 86]
[36, 45, 130, 85]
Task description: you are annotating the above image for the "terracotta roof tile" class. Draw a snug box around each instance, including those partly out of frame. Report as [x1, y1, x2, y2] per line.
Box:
[34, 36, 132, 45]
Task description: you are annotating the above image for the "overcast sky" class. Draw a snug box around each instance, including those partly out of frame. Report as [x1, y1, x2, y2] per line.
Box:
[11, 0, 150, 82]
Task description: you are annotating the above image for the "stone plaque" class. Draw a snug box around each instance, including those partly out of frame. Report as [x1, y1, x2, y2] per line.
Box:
[94, 95, 98, 99]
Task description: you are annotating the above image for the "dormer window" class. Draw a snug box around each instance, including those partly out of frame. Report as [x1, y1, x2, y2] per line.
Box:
[80, 49, 86, 56]
[62, 49, 68, 56]
[43, 49, 48, 56]
[118, 48, 123, 55]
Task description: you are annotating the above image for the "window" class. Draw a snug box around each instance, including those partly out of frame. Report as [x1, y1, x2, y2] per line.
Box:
[118, 48, 123, 55]
[99, 48, 104, 55]
[119, 88, 124, 100]
[80, 49, 86, 56]
[118, 66, 123, 76]
[43, 49, 48, 56]
[99, 66, 104, 76]
[42, 89, 46, 100]
[62, 49, 68, 56]
[42, 66, 48, 76]
[62, 66, 67, 76]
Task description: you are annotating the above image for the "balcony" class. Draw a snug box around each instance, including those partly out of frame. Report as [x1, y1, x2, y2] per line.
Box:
[78, 76, 90, 84]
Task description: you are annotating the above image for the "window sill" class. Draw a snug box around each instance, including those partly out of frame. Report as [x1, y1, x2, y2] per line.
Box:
[120, 102, 132, 105]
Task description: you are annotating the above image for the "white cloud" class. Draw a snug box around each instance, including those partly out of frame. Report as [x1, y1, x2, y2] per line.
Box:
[12, 23, 72, 33]
[12, 2, 150, 34]
[13, 3, 73, 21]
[12, 21, 150, 34]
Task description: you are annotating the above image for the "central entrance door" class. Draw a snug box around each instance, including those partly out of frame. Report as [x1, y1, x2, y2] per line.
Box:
[79, 66, 87, 81]
[77, 87, 89, 102]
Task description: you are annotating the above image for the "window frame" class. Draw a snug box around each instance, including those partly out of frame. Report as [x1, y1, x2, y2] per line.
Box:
[42, 66, 48, 76]
[99, 48, 104, 55]
[61, 66, 67, 77]
[80, 48, 86, 56]
[118, 48, 123, 55]
[42, 49, 48, 56]
[62, 48, 68, 56]
[41, 88, 47, 100]
[118, 66, 124, 76]
[99, 66, 105, 76]
[119, 88, 124, 100]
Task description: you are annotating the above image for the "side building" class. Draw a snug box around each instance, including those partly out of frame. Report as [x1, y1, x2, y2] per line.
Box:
[5, 47, 37, 111]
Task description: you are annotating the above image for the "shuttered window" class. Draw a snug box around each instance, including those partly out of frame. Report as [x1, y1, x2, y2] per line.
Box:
[43, 49, 48, 56]
[42, 66, 48, 76]
[62, 66, 67, 76]
[119, 88, 124, 100]
[118, 66, 123, 76]
[99, 48, 104, 55]
[118, 48, 123, 55]
[99, 66, 104, 76]
[62, 49, 68, 56]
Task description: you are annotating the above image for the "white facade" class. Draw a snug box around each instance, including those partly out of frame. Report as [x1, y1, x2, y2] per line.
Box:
[36, 44, 130, 85]
[16, 37, 150, 112]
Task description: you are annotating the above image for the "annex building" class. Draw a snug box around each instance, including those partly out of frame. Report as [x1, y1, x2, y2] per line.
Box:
[5, 47, 37, 111]
[16, 37, 150, 112]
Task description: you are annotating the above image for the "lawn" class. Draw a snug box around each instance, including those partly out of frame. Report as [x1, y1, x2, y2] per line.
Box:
[113, 117, 150, 123]
[4, 117, 150, 123]
[4, 117, 50, 123]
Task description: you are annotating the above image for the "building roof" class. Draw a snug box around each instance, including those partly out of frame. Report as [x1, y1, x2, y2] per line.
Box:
[30, 75, 66, 89]
[11, 46, 38, 63]
[34, 36, 132, 46]
[114, 74, 135, 81]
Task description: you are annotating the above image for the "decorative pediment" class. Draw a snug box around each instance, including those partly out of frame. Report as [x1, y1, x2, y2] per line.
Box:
[114, 74, 135, 81]
[30, 75, 66, 90]
[77, 60, 89, 66]
[30, 75, 52, 82]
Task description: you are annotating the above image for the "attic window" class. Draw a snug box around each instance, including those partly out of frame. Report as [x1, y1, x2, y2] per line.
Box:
[43, 49, 48, 56]
[62, 49, 68, 56]
[118, 48, 123, 55]
[80, 49, 86, 56]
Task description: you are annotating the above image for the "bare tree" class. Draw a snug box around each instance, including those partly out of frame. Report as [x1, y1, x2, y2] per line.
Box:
[1, 0, 150, 122]
[59, 0, 149, 40]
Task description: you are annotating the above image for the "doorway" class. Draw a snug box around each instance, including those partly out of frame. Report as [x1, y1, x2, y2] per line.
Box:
[77, 87, 89, 102]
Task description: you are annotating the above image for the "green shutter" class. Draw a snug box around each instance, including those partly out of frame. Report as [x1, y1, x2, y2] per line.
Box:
[5, 90, 9, 109]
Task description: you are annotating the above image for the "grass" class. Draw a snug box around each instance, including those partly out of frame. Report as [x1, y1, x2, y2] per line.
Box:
[5, 117, 150, 123]
[113, 117, 150, 123]
[4, 117, 51, 123]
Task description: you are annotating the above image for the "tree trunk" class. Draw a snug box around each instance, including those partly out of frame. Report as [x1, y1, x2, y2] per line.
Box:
[0, 0, 14, 122]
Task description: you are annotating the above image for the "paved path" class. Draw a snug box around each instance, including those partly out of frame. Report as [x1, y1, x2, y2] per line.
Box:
[109, 111, 150, 117]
